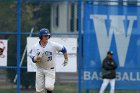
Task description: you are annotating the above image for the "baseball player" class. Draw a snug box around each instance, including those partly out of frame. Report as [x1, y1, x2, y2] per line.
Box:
[29, 28, 68, 93]
[0, 41, 5, 58]
[99, 51, 117, 93]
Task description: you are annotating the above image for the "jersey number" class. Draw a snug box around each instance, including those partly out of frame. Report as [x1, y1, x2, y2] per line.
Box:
[47, 56, 52, 61]
[45, 51, 52, 62]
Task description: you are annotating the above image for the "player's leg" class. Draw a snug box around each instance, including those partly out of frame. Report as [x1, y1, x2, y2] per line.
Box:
[44, 69, 55, 92]
[110, 79, 115, 93]
[36, 68, 45, 93]
[99, 79, 110, 93]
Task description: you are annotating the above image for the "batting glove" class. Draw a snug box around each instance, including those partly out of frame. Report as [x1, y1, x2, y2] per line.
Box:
[34, 56, 41, 63]
[34, 52, 44, 63]
[62, 59, 68, 66]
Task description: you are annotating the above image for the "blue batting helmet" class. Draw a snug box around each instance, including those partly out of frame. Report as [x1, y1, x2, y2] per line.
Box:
[39, 28, 50, 39]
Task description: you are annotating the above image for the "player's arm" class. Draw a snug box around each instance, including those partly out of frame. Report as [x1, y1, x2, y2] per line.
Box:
[61, 47, 68, 66]
[32, 52, 43, 63]
[112, 59, 117, 70]
[54, 42, 68, 66]
[103, 59, 114, 70]
[28, 47, 42, 63]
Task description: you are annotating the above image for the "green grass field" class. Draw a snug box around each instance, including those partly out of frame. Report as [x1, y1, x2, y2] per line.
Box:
[0, 84, 77, 93]
[0, 84, 139, 93]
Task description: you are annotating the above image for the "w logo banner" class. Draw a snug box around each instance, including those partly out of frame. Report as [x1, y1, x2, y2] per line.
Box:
[83, 4, 140, 89]
[90, 15, 137, 67]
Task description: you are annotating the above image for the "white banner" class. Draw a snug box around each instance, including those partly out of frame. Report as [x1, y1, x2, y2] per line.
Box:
[0, 40, 8, 66]
[27, 37, 77, 72]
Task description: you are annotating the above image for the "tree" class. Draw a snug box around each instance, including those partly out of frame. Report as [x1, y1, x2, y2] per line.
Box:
[2, 1, 51, 89]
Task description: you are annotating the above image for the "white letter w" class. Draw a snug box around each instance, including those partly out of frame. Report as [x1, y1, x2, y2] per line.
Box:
[90, 15, 137, 67]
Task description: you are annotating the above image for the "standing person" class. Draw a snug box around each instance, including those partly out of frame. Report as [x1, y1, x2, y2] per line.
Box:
[29, 28, 68, 93]
[99, 51, 117, 93]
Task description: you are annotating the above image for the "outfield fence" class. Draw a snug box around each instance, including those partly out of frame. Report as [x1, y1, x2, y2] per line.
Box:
[0, 0, 140, 93]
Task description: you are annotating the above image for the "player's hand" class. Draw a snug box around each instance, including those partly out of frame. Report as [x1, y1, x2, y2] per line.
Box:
[34, 52, 44, 63]
[62, 59, 68, 66]
[34, 56, 41, 63]
[37, 52, 44, 58]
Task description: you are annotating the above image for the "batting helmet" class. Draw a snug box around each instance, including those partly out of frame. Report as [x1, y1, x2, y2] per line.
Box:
[39, 28, 50, 39]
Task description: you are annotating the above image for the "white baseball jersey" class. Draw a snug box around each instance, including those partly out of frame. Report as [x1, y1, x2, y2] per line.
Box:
[29, 41, 63, 69]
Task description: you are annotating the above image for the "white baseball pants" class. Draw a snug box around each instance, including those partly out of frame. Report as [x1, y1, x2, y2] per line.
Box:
[99, 79, 115, 93]
[36, 67, 55, 92]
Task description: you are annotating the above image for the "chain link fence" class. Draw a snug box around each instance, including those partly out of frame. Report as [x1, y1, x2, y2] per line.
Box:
[0, 0, 140, 93]
[0, 0, 78, 93]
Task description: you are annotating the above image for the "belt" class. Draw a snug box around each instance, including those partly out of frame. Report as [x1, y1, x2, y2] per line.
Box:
[50, 67, 54, 69]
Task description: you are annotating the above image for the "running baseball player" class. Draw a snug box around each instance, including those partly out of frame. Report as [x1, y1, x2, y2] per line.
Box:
[29, 28, 68, 93]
